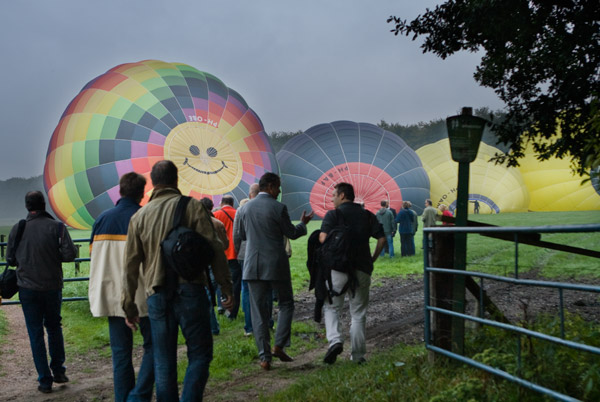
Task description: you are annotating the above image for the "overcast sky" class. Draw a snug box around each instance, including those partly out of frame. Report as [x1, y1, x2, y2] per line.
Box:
[0, 0, 504, 180]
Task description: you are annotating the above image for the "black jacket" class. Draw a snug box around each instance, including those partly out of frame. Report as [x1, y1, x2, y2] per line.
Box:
[6, 211, 76, 291]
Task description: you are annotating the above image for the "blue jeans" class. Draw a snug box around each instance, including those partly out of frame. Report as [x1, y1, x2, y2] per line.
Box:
[380, 234, 395, 257]
[147, 284, 213, 402]
[241, 276, 252, 333]
[207, 270, 220, 335]
[108, 316, 154, 402]
[19, 288, 65, 388]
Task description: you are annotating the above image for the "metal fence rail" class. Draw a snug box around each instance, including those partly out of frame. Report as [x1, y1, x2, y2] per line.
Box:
[1, 237, 91, 306]
[424, 223, 600, 402]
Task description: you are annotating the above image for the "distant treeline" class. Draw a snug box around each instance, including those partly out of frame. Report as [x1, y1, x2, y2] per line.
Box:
[0, 176, 45, 225]
[0, 110, 509, 225]
[268, 108, 510, 154]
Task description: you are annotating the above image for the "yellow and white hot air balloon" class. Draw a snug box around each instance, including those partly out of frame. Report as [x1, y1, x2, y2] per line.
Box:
[519, 142, 600, 211]
[416, 139, 530, 214]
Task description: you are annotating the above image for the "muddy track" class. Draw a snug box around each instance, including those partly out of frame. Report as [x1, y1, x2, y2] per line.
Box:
[1, 273, 598, 401]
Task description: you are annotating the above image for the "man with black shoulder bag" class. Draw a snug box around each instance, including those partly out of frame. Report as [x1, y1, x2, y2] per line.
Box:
[122, 160, 234, 401]
[5, 190, 76, 393]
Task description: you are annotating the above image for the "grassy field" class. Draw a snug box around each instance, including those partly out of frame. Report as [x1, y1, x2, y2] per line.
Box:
[1, 210, 599, 400]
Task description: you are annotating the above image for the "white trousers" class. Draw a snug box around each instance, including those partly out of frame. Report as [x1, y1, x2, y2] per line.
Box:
[323, 269, 371, 361]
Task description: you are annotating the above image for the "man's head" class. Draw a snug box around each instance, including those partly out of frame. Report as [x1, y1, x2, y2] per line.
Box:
[259, 172, 281, 199]
[150, 160, 178, 188]
[380, 200, 387, 207]
[25, 191, 45, 211]
[220, 195, 234, 207]
[200, 197, 214, 211]
[248, 183, 259, 199]
[119, 172, 147, 203]
[403, 201, 410, 209]
[425, 199, 433, 207]
[331, 182, 354, 208]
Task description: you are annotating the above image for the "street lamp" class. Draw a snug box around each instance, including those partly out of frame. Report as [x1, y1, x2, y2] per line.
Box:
[445, 106, 488, 354]
[447, 107, 487, 164]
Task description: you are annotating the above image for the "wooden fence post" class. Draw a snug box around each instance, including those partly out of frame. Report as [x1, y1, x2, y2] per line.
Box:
[429, 231, 455, 352]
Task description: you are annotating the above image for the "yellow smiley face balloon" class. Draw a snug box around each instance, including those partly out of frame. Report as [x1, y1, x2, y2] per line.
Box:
[44, 60, 277, 229]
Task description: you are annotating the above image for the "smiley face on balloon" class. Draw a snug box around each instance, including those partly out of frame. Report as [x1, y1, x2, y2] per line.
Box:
[44, 60, 278, 229]
[184, 145, 226, 175]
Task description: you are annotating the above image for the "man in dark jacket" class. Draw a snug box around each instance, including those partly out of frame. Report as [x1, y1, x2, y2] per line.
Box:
[6, 191, 76, 394]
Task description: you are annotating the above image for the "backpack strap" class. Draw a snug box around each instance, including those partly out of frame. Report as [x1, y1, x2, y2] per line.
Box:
[6, 219, 26, 267]
[335, 208, 345, 226]
[14, 219, 26, 248]
[220, 208, 234, 223]
[173, 196, 191, 228]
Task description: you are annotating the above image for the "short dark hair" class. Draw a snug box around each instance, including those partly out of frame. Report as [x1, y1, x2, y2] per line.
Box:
[119, 172, 147, 200]
[334, 182, 355, 202]
[259, 172, 280, 192]
[25, 191, 45, 211]
[381, 200, 387, 207]
[426, 199, 433, 206]
[221, 195, 234, 206]
[200, 197, 214, 211]
[151, 160, 178, 187]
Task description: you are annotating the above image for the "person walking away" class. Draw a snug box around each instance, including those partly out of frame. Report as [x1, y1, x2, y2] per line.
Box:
[122, 160, 234, 401]
[238, 172, 313, 370]
[233, 183, 260, 336]
[395, 201, 417, 256]
[408, 201, 418, 252]
[5, 191, 76, 393]
[200, 197, 229, 335]
[213, 195, 242, 319]
[387, 201, 398, 254]
[319, 182, 386, 365]
[89, 172, 154, 402]
[421, 199, 438, 250]
[375, 200, 395, 258]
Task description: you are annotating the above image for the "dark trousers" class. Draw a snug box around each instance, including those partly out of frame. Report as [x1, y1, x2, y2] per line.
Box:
[228, 259, 242, 319]
[19, 287, 66, 387]
[400, 233, 415, 256]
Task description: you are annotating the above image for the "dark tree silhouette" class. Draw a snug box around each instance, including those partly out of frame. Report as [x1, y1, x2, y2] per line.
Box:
[389, 0, 600, 178]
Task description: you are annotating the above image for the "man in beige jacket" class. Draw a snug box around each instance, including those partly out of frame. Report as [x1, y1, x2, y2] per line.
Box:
[122, 160, 233, 401]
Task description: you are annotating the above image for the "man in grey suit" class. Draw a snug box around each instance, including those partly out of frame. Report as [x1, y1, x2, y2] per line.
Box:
[238, 172, 314, 370]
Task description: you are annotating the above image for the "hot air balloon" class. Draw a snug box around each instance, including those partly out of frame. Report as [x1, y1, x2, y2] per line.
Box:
[277, 121, 430, 219]
[44, 60, 277, 229]
[518, 144, 600, 211]
[415, 139, 530, 214]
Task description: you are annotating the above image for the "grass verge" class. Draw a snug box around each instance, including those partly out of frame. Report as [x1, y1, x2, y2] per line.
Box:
[267, 314, 600, 402]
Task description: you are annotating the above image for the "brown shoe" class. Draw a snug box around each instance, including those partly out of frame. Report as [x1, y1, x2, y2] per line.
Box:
[273, 345, 294, 362]
[260, 361, 271, 371]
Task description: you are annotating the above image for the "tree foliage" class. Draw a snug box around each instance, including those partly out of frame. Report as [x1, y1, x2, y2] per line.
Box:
[268, 130, 304, 153]
[388, 0, 600, 177]
[379, 107, 510, 152]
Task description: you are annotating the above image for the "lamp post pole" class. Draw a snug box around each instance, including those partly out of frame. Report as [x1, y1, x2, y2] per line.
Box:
[446, 107, 487, 355]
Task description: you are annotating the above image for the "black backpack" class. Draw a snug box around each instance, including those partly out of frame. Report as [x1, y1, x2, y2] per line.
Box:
[161, 196, 215, 301]
[316, 209, 357, 302]
[318, 209, 353, 274]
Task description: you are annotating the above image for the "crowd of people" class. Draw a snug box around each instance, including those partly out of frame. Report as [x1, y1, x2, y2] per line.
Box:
[3, 160, 454, 401]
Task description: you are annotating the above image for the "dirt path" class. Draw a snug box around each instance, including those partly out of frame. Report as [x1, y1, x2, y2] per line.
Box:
[1, 274, 598, 401]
